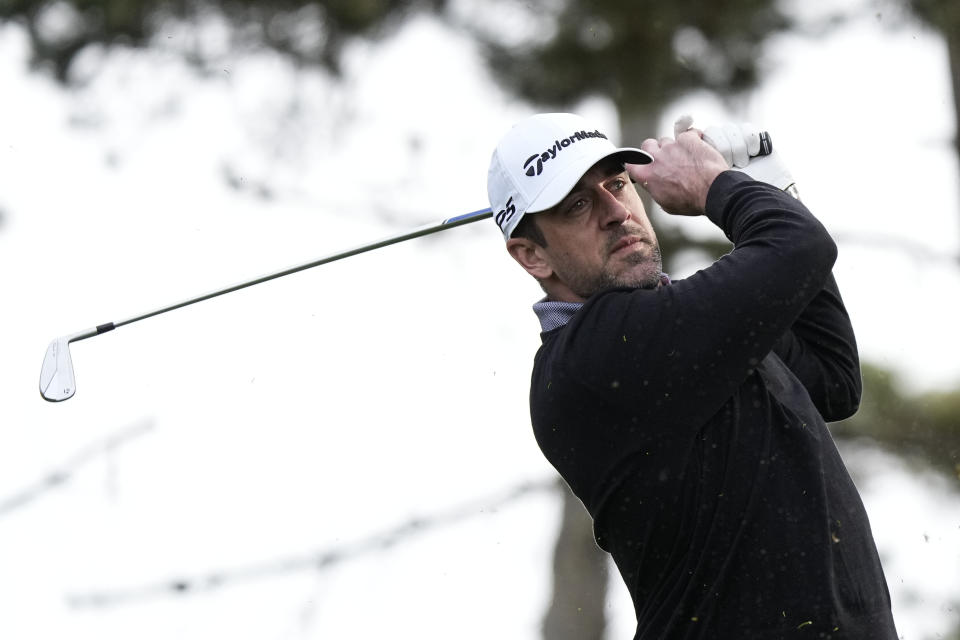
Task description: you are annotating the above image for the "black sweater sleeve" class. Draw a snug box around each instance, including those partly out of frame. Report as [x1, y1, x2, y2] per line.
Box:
[553, 171, 846, 430]
[772, 273, 862, 421]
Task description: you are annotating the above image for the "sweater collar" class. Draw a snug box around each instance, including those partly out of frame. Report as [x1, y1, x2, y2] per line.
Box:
[532, 273, 672, 333]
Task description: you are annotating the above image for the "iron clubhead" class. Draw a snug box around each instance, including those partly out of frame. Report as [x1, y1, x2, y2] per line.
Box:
[39, 337, 76, 402]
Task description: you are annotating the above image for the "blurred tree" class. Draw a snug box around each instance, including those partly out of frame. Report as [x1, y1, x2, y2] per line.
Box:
[834, 363, 960, 486]
[0, 0, 447, 80]
[896, 0, 960, 163]
[543, 479, 608, 640]
[880, 0, 960, 251]
[0, 0, 784, 267]
[476, 0, 788, 116]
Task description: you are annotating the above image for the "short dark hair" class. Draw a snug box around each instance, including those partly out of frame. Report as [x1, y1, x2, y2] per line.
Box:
[511, 213, 548, 247]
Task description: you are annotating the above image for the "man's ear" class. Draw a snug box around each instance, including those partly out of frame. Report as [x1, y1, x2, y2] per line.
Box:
[506, 237, 553, 280]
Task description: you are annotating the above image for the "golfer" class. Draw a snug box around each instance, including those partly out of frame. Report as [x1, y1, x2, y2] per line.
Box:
[488, 113, 897, 639]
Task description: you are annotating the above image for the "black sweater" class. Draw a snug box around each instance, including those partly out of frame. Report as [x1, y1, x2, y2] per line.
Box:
[529, 172, 897, 639]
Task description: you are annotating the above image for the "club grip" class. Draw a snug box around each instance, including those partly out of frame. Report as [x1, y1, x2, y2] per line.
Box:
[757, 131, 773, 157]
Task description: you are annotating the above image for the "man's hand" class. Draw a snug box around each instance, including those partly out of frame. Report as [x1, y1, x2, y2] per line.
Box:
[625, 128, 728, 216]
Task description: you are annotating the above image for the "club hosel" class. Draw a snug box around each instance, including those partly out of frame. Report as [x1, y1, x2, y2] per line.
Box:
[68, 326, 105, 344]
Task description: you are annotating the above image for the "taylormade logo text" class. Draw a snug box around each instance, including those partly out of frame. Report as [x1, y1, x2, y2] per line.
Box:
[522, 129, 609, 177]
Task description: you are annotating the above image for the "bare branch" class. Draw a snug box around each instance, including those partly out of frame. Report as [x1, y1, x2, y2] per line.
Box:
[0, 420, 154, 519]
[66, 477, 558, 608]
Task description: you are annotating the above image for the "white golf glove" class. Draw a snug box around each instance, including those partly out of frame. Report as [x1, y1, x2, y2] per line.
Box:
[674, 116, 799, 197]
[703, 121, 797, 196]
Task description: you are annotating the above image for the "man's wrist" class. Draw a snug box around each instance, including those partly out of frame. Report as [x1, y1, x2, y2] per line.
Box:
[703, 170, 752, 225]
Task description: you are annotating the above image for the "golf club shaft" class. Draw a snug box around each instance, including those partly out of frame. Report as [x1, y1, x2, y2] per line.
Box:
[75, 207, 493, 344]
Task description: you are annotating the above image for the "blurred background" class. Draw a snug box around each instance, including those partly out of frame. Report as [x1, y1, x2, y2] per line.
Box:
[0, 0, 958, 638]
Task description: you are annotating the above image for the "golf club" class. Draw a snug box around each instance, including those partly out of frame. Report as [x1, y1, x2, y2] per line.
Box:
[39, 207, 493, 402]
[39, 127, 776, 403]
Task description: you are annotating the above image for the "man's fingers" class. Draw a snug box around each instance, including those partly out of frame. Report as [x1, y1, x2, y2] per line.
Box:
[673, 114, 694, 138]
[625, 163, 642, 180]
[675, 128, 705, 148]
[625, 160, 650, 184]
[627, 138, 662, 183]
[722, 123, 750, 167]
[639, 138, 661, 155]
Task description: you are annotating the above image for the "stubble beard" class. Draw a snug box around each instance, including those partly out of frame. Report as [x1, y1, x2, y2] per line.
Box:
[561, 243, 664, 300]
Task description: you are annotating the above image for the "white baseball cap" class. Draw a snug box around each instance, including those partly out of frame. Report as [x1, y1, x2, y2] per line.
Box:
[487, 113, 652, 241]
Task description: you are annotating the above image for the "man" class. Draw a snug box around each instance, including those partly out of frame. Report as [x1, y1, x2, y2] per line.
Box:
[487, 113, 897, 639]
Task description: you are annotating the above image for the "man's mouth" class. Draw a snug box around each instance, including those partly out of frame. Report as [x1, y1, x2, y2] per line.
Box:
[611, 235, 644, 255]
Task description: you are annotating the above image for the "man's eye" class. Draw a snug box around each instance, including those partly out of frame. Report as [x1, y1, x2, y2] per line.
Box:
[567, 198, 587, 213]
[611, 179, 625, 191]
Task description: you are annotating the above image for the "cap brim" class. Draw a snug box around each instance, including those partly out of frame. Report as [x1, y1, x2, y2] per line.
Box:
[526, 147, 653, 214]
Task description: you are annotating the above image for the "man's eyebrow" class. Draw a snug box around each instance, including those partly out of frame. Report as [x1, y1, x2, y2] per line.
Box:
[568, 163, 627, 193]
[551, 163, 628, 212]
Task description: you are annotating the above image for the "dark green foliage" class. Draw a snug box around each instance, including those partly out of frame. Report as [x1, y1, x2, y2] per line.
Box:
[3, 0, 791, 105]
[473, 0, 791, 113]
[904, 0, 960, 26]
[655, 211, 732, 271]
[832, 363, 960, 485]
[892, 0, 960, 173]
[0, 0, 447, 80]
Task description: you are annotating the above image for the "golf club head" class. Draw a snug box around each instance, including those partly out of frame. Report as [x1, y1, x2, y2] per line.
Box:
[39, 337, 76, 402]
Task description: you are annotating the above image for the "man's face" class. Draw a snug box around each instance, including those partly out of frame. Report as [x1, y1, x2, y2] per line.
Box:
[508, 159, 662, 302]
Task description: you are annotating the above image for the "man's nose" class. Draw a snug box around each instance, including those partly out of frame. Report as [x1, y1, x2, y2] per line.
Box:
[598, 190, 631, 228]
